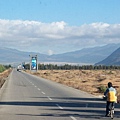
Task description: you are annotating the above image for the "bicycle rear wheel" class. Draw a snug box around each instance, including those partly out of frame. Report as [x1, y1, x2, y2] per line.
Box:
[111, 109, 114, 119]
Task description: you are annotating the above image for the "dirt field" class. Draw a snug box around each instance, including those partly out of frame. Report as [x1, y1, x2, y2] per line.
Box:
[27, 70, 120, 102]
[1, 69, 120, 102]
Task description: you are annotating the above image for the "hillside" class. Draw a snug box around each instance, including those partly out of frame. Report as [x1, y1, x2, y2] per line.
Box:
[95, 47, 120, 65]
[0, 43, 120, 65]
[0, 47, 48, 64]
[47, 44, 120, 64]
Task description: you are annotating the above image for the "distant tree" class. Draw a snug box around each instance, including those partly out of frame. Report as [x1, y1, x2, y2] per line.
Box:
[24, 64, 30, 69]
[0, 65, 6, 73]
[24, 63, 120, 70]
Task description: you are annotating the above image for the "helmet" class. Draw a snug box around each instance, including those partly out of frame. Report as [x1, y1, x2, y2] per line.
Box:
[108, 82, 112, 88]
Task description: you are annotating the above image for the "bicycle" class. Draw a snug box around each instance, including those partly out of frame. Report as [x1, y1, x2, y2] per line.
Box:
[103, 96, 116, 119]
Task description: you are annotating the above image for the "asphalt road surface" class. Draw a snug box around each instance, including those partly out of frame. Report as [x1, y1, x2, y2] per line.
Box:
[0, 69, 120, 120]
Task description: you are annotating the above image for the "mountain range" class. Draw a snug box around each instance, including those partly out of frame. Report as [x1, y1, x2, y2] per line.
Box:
[48, 44, 120, 64]
[0, 43, 120, 65]
[95, 47, 120, 65]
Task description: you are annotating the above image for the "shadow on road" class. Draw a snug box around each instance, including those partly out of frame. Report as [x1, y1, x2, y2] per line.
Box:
[0, 97, 120, 119]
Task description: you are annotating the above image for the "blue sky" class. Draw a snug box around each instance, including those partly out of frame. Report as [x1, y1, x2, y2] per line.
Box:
[0, 0, 120, 55]
[0, 0, 120, 25]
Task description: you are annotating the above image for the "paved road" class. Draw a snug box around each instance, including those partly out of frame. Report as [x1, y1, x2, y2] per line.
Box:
[0, 69, 120, 120]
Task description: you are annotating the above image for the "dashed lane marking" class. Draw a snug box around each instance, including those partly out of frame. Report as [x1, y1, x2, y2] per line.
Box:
[47, 96, 52, 100]
[42, 92, 45, 94]
[27, 80, 77, 120]
[70, 116, 77, 120]
[37, 88, 41, 90]
[56, 104, 63, 109]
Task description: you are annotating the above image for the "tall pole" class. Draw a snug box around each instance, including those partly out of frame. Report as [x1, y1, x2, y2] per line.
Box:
[29, 55, 32, 71]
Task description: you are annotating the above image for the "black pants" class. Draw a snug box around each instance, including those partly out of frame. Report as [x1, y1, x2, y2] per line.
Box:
[106, 101, 115, 115]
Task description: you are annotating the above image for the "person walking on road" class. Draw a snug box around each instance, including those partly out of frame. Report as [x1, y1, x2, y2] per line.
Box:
[104, 82, 117, 117]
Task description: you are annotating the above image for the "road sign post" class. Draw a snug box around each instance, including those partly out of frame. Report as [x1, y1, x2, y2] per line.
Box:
[29, 55, 38, 72]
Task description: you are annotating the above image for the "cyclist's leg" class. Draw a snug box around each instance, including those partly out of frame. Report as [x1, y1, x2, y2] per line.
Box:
[106, 101, 110, 116]
[108, 102, 114, 110]
[110, 102, 115, 110]
[109, 102, 115, 113]
[112, 102, 115, 109]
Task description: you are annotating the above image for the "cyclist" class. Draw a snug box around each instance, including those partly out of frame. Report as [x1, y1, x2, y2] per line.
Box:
[104, 82, 117, 117]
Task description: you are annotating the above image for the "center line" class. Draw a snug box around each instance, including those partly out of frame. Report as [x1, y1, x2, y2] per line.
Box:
[38, 88, 41, 90]
[42, 92, 45, 94]
[47, 96, 52, 100]
[70, 116, 77, 120]
[56, 104, 63, 109]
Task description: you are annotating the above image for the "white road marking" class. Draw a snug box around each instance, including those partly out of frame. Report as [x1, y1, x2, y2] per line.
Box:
[37, 88, 41, 90]
[70, 116, 77, 120]
[26, 75, 77, 120]
[56, 104, 63, 109]
[47, 96, 52, 100]
[27, 79, 77, 120]
[42, 92, 45, 94]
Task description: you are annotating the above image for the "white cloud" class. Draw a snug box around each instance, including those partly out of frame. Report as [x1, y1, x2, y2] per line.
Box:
[48, 50, 54, 55]
[0, 19, 120, 54]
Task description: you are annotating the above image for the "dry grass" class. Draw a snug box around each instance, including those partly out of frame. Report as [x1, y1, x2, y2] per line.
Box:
[1, 69, 119, 102]
[27, 69, 120, 102]
[0, 69, 12, 88]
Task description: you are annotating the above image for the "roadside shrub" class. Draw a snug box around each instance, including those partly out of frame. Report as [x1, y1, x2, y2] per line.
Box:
[98, 85, 107, 93]
[108, 70, 113, 74]
[0, 65, 6, 73]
